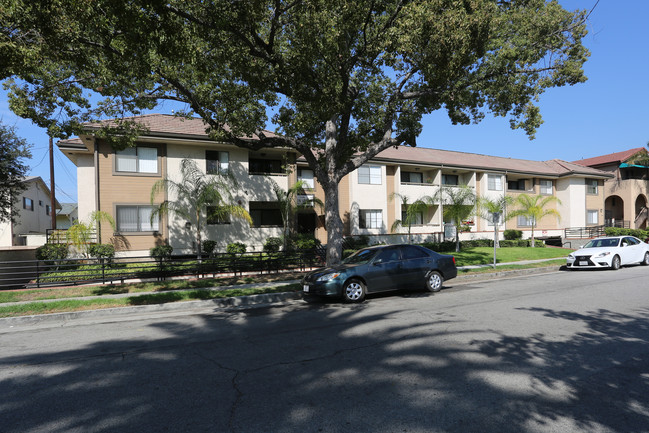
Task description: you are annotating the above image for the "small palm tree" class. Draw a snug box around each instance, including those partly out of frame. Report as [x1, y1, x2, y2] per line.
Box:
[272, 180, 324, 250]
[151, 158, 252, 260]
[389, 193, 434, 244]
[435, 186, 476, 252]
[66, 211, 116, 258]
[508, 194, 561, 247]
[476, 195, 514, 248]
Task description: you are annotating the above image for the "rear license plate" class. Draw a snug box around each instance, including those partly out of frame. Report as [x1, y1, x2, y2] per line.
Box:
[303, 285, 310, 292]
[579, 261, 588, 266]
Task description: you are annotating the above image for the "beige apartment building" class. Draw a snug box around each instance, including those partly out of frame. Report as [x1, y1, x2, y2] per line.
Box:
[58, 114, 612, 256]
[574, 148, 649, 229]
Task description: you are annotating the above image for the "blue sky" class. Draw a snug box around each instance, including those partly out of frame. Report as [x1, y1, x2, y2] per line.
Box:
[1, 0, 646, 203]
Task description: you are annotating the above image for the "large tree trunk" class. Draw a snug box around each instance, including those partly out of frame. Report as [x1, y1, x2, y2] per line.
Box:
[323, 180, 343, 266]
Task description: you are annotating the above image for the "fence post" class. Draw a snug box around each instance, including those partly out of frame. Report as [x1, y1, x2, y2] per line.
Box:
[101, 258, 106, 284]
[36, 260, 40, 288]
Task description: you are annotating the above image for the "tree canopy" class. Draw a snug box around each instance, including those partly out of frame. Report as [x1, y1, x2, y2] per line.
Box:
[0, 122, 32, 223]
[1, 0, 591, 263]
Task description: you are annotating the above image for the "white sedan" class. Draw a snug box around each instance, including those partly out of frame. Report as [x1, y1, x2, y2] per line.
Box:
[567, 236, 649, 270]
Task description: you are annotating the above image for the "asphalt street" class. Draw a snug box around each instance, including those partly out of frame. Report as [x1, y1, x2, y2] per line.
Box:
[1, 266, 649, 432]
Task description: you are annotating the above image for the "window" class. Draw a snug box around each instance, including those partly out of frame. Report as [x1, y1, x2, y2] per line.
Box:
[401, 245, 429, 260]
[587, 210, 598, 225]
[358, 165, 381, 185]
[115, 147, 158, 173]
[249, 202, 283, 227]
[488, 174, 503, 191]
[23, 197, 33, 211]
[539, 180, 553, 195]
[359, 209, 382, 229]
[206, 151, 229, 174]
[507, 179, 526, 191]
[39, 200, 43, 206]
[297, 168, 315, 189]
[374, 247, 400, 263]
[586, 179, 598, 194]
[517, 215, 535, 227]
[401, 210, 423, 225]
[297, 194, 315, 207]
[249, 158, 283, 174]
[206, 206, 230, 225]
[46, 205, 51, 216]
[116, 206, 159, 232]
[401, 171, 423, 184]
[442, 174, 459, 186]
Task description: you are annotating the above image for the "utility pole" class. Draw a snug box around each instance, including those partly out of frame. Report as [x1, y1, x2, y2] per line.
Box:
[49, 136, 56, 230]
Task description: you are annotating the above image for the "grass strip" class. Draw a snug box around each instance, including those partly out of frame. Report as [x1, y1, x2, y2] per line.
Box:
[0, 284, 301, 318]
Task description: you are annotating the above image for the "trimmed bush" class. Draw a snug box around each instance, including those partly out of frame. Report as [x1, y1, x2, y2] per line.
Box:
[202, 240, 217, 256]
[150, 245, 173, 261]
[36, 243, 68, 261]
[462, 239, 493, 248]
[604, 227, 649, 239]
[290, 234, 321, 250]
[503, 229, 523, 240]
[263, 237, 283, 253]
[88, 244, 115, 260]
[226, 242, 247, 255]
[345, 235, 370, 249]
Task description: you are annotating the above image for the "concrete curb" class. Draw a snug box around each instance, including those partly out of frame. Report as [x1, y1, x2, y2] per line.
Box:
[0, 265, 563, 329]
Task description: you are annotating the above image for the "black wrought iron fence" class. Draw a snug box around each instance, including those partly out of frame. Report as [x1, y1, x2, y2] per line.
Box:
[0, 249, 323, 290]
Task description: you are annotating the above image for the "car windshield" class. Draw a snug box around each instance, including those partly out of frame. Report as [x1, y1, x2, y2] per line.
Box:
[342, 248, 378, 265]
[584, 238, 620, 248]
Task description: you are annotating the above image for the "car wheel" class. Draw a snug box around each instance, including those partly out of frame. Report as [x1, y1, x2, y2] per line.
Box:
[610, 255, 621, 270]
[342, 279, 366, 303]
[642, 252, 649, 266]
[425, 271, 443, 292]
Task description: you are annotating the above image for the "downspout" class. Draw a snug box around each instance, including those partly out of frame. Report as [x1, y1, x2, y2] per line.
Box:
[94, 139, 101, 243]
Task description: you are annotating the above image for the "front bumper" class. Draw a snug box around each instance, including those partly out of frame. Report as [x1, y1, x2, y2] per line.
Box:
[566, 255, 612, 269]
[301, 278, 343, 298]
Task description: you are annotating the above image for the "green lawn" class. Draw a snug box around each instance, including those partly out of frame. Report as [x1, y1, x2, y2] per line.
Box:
[451, 247, 572, 267]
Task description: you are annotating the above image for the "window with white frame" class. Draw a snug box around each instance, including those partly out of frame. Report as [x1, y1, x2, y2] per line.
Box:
[488, 174, 503, 191]
[359, 209, 382, 229]
[297, 194, 315, 207]
[517, 215, 535, 227]
[358, 165, 381, 185]
[587, 210, 598, 225]
[539, 179, 553, 195]
[116, 206, 159, 232]
[586, 179, 598, 194]
[206, 150, 229, 175]
[115, 147, 158, 173]
[297, 168, 315, 189]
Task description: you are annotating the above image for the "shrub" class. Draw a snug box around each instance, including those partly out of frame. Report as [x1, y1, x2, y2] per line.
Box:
[604, 227, 649, 239]
[344, 235, 370, 249]
[462, 239, 493, 248]
[202, 240, 217, 257]
[36, 243, 68, 261]
[150, 245, 173, 261]
[419, 241, 456, 252]
[88, 244, 115, 260]
[226, 242, 247, 255]
[503, 229, 523, 240]
[263, 237, 283, 253]
[290, 234, 321, 250]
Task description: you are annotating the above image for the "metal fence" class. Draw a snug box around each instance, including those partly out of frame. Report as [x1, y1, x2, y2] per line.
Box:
[564, 225, 606, 239]
[0, 250, 323, 290]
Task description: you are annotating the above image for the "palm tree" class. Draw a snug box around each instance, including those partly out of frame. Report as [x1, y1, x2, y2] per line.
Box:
[476, 195, 514, 248]
[508, 194, 561, 247]
[389, 192, 434, 244]
[435, 186, 476, 252]
[272, 180, 323, 250]
[66, 210, 116, 258]
[151, 158, 252, 260]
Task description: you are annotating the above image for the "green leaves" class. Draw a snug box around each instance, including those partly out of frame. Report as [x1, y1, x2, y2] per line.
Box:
[0, 122, 32, 223]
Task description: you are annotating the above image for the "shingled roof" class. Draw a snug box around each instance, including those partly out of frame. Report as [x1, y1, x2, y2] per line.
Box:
[572, 147, 647, 168]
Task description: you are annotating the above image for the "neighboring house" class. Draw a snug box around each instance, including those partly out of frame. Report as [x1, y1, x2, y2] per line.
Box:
[56, 203, 78, 230]
[57, 114, 612, 256]
[573, 147, 649, 229]
[0, 177, 61, 247]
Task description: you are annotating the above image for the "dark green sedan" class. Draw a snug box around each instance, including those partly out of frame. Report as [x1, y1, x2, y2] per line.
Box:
[302, 244, 457, 303]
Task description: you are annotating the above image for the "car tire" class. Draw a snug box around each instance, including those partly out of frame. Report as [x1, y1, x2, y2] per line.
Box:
[610, 255, 621, 270]
[642, 252, 649, 266]
[425, 270, 444, 292]
[342, 279, 366, 303]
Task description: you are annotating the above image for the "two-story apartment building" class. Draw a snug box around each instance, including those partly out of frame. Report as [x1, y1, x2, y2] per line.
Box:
[0, 177, 61, 247]
[573, 148, 649, 229]
[58, 114, 612, 255]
